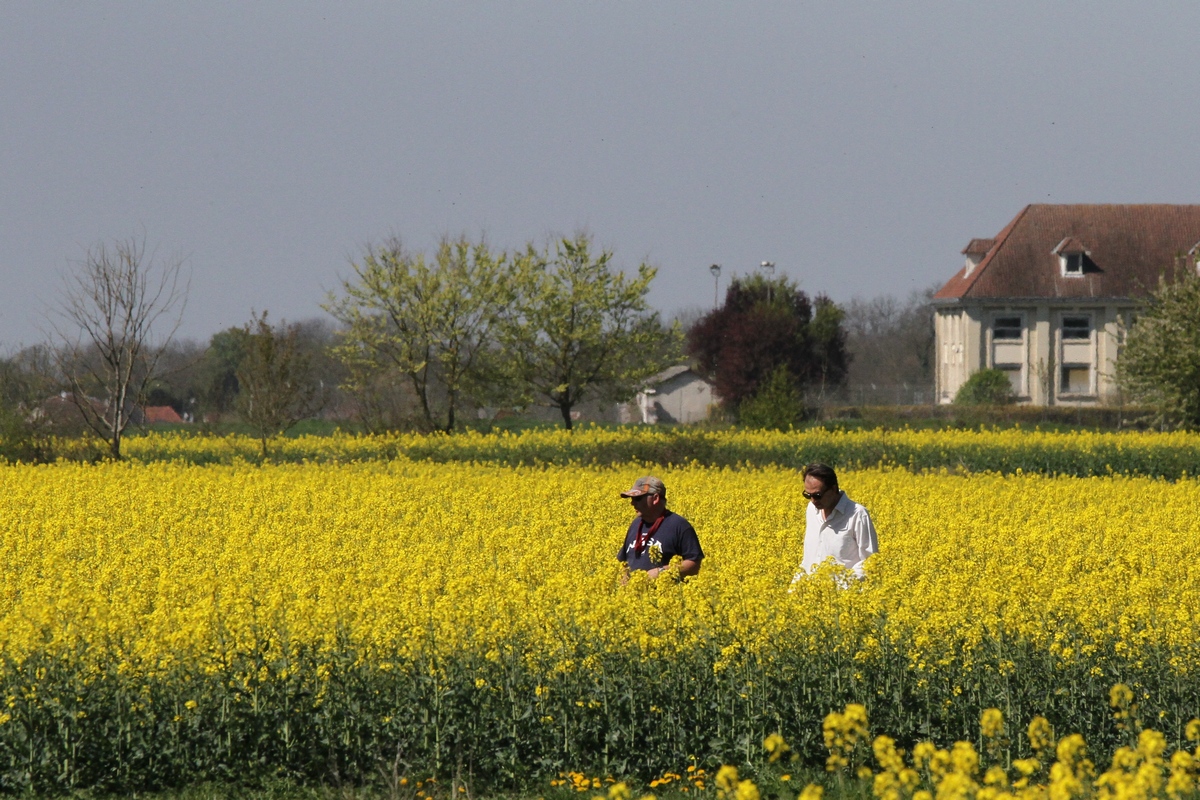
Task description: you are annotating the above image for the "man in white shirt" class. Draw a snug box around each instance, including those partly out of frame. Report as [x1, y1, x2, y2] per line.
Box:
[793, 463, 878, 581]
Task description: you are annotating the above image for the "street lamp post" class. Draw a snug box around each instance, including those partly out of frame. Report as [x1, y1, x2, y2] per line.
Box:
[709, 264, 722, 307]
[761, 261, 775, 303]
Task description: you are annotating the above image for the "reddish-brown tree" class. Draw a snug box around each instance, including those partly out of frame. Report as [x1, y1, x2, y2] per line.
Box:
[686, 274, 847, 411]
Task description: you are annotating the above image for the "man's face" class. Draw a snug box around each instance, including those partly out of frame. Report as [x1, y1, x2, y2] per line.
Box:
[630, 491, 662, 521]
[803, 474, 839, 512]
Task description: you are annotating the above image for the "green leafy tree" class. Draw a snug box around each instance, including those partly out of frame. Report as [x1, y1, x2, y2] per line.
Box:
[738, 365, 805, 429]
[325, 236, 513, 432]
[809, 295, 850, 403]
[501, 235, 681, 429]
[1117, 266, 1200, 427]
[198, 327, 251, 416]
[953, 368, 1015, 406]
[235, 311, 323, 457]
[0, 345, 61, 462]
[137, 338, 209, 423]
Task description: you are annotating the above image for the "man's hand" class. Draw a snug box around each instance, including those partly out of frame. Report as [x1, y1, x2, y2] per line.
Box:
[645, 559, 700, 580]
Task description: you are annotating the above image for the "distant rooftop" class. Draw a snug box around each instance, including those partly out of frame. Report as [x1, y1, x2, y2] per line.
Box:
[935, 204, 1200, 302]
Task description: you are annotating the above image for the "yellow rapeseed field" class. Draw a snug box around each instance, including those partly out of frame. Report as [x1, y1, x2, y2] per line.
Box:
[43, 424, 1200, 477]
[1, 453, 1199, 794]
[5, 461, 1199, 669]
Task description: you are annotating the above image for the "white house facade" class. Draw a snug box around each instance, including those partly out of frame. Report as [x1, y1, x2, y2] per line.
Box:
[619, 365, 715, 424]
[933, 204, 1200, 406]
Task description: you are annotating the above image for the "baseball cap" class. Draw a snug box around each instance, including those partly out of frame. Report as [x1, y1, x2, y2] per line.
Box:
[620, 476, 665, 498]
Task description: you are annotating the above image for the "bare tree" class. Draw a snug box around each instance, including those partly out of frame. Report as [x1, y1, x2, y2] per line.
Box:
[49, 236, 188, 458]
[842, 286, 936, 404]
[235, 311, 324, 457]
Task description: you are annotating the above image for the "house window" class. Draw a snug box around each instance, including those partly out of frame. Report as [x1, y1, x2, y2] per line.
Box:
[1063, 253, 1084, 275]
[1057, 313, 1094, 396]
[1062, 315, 1091, 340]
[1060, 366, 1091, 395]
[998, 366, 1022, 394]
[990, 314, 1025, 396]
[992, 316, 1022, 340]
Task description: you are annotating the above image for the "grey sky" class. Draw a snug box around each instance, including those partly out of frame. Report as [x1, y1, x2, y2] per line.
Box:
[3, 2, 1199, 349]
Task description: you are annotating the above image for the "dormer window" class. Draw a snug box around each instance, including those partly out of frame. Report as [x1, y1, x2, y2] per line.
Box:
[1052, 237, 1090, 278]
[961, 238, 995, 277]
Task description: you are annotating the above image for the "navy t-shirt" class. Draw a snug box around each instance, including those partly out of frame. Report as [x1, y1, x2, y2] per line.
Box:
[616, 510, 704, 572]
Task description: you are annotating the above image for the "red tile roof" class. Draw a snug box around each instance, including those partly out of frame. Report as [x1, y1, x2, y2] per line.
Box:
[1051, 237, 1088, 255]
[934, 204, 1200, 302]
[961, 238, 995, 256]
[144, 405, 183, 424]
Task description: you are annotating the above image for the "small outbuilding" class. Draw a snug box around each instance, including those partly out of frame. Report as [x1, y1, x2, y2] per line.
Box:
[619, 365, 715, 424]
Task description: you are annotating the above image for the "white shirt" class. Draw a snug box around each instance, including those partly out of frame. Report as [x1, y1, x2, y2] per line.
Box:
[795, 491, 878, 580]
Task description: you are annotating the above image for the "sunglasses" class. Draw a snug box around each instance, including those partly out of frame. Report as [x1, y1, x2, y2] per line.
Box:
[803, 488, 833, 501]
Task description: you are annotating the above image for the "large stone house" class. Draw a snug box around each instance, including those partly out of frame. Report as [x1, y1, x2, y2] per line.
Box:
[933, 204, 1200, 405]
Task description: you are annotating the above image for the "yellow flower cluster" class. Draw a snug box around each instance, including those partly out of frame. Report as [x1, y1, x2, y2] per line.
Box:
[804, 705, 1200, 800]
[824, 704, 871, 773]
[553, 771, 608, 792]
[764, 732, 790, 763]
[715, 765, 760, 800]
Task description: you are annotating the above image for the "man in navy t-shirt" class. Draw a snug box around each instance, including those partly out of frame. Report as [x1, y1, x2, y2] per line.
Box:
[617, 476, 704, 579]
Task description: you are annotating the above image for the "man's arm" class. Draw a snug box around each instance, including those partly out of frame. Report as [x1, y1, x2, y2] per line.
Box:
[647, 558, 700, 579]
[846, 507, 879, 579]
[792, 503, 820, 584]
[648, 561, 700, 578]
[675, 519, 703, 577]
[616, 518, 636, 562]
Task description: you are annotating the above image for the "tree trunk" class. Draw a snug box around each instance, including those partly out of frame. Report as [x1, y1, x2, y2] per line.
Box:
[408, 372, 436, 432]
[560, 402, 573, 430]
[444, 391, 456, 433]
